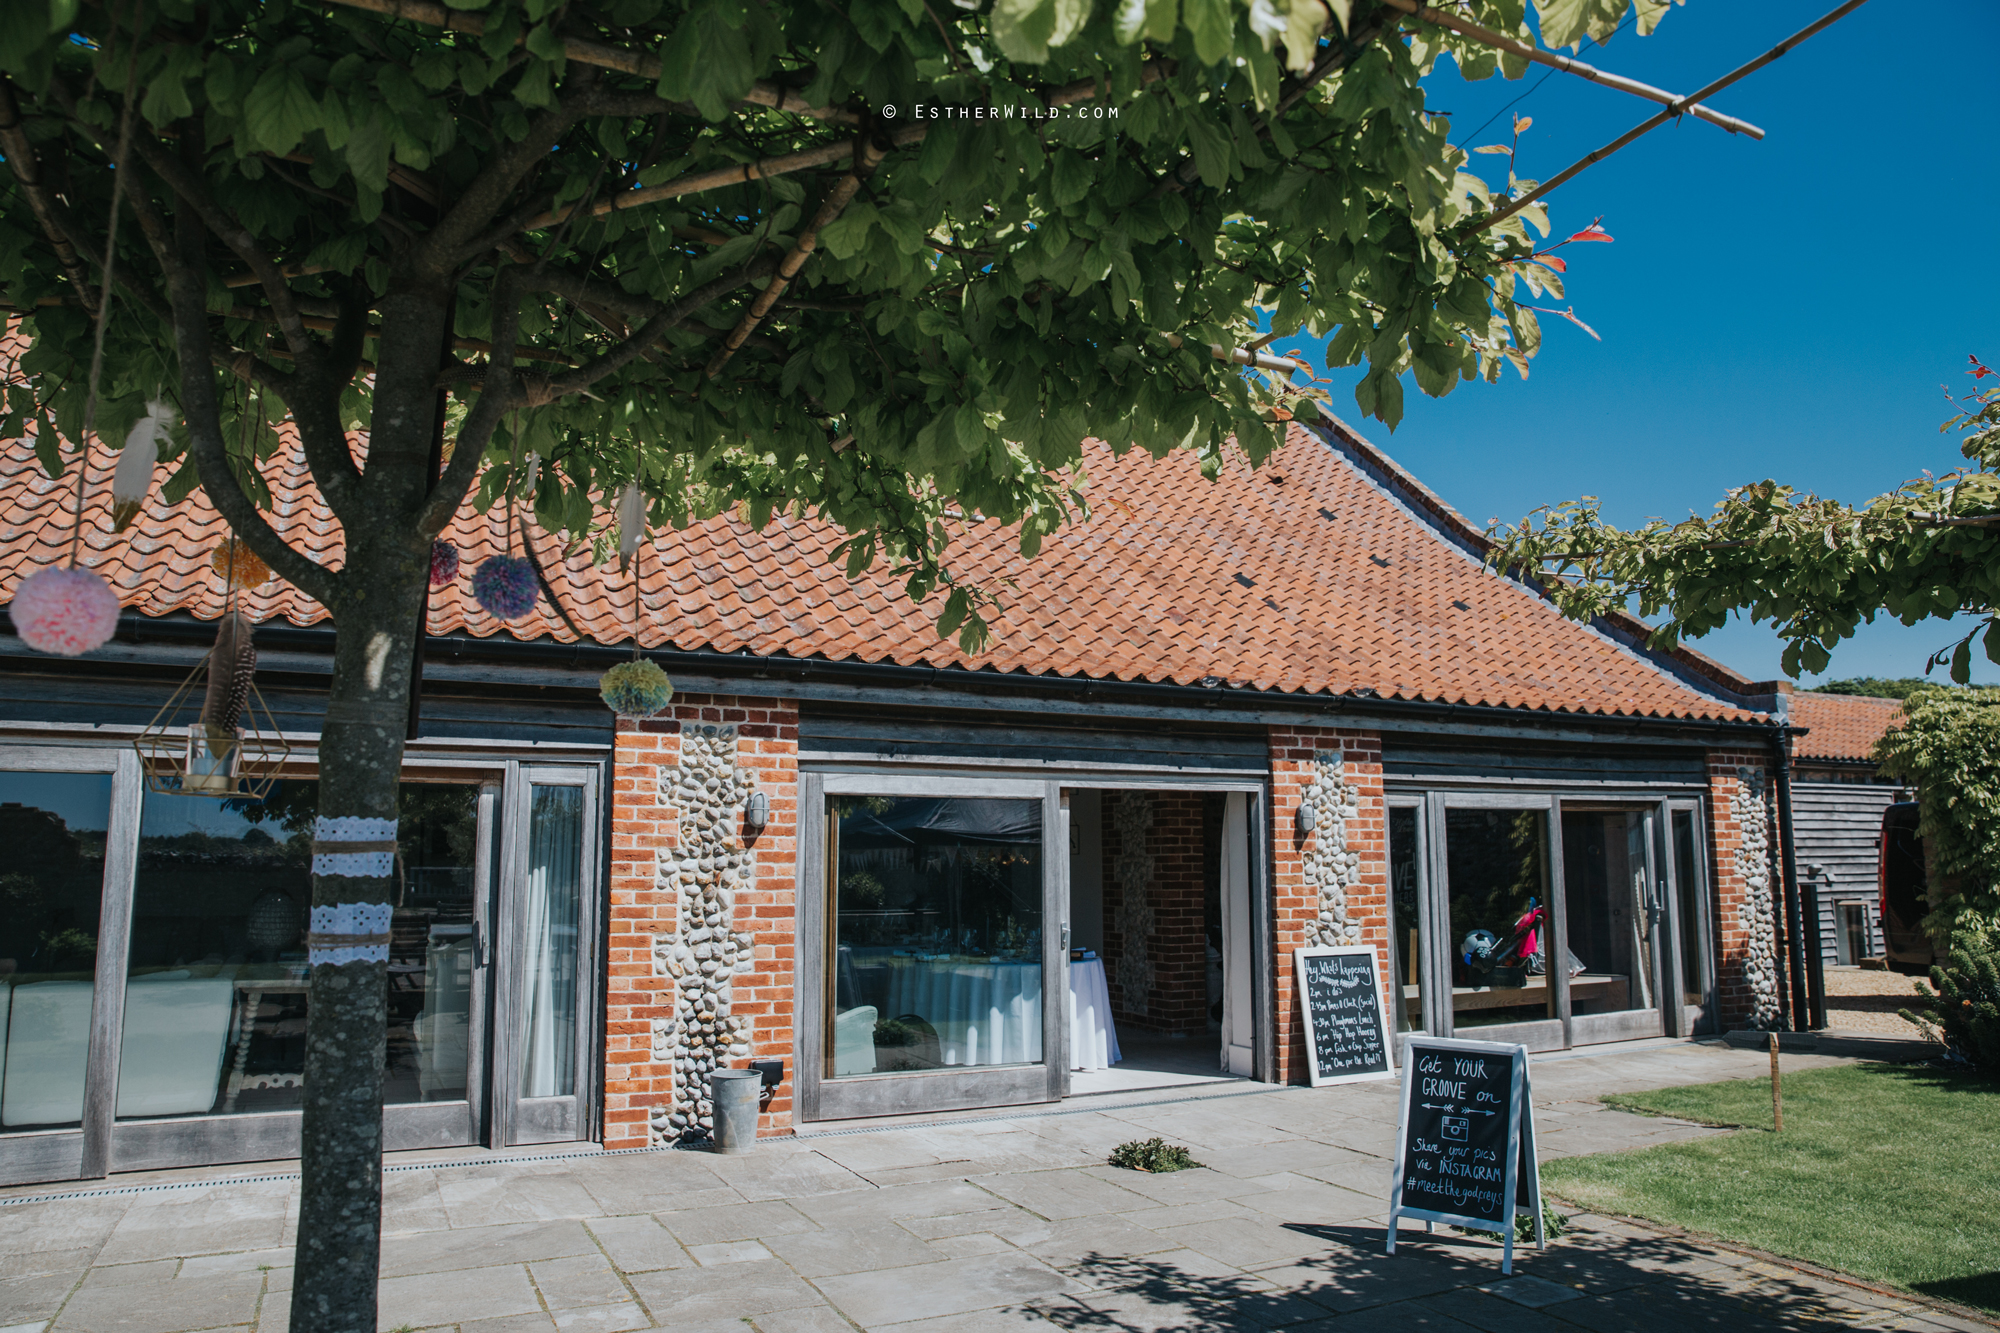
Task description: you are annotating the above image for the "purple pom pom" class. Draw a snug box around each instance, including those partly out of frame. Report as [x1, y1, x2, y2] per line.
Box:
[10, 566, 121, 656]
[430, 540, 461, 589]
[471, 555, 538, 620]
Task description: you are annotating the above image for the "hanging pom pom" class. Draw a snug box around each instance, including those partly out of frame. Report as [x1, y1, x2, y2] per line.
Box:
[112, 398, 174, 532]
[599, 658, 674, 719]
[429, 540, 460, 589]
[471, 555, 538, 620]
[617, 484, 645, 573]
[209, 537, 272, 590]
[9, 566, 121, 657]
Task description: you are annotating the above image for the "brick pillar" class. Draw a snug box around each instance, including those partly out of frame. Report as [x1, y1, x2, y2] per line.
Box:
[601, 694, 798, 1149]
[1096, 790, 1211, 1035]
[1708, 750, 1780, 1031]
[1269, 727, 1387, 1085]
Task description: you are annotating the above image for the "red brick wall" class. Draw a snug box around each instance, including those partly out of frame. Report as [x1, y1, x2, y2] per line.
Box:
[602, 694, 798, 1148]
[1269, 726, 1387, 1085]
[1707, 750, 1781, 1031]
[1099, 790, 1212, 1035]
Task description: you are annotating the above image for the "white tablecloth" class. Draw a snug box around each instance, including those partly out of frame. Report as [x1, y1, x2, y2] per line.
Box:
[1068, 958, 1121, 1071]
[885, 958, 1042, 1066]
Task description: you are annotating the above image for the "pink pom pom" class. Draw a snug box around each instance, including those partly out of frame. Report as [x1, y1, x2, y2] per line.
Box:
[471, 555, 538, 620]
[429, 540, 461, 589]
[10, 566, 122, 657]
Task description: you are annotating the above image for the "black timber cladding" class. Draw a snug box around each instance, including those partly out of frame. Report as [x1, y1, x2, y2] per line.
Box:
[1382, 733, 1708, 786]
[798, 704, 1267, 772]
[1792, 778, 1899, 962]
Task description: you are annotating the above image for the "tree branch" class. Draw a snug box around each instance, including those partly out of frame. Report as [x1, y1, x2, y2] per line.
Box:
[416, 69, 599, 272]
[416, 267, 526, 535]
[164, 173, 339, 605]
[544, 255, 780, 397]
[0, 77, 101, 315]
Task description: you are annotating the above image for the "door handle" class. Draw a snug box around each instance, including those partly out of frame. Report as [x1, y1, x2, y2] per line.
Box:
[473, 918, 488, 969]
[1061, 923, 1071, 950]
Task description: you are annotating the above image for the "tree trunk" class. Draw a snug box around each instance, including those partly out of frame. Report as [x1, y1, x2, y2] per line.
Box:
[288, 521, 430, 1330]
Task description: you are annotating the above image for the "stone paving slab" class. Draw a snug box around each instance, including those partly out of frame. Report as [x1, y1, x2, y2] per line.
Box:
[0, 1039, 1988, 1333]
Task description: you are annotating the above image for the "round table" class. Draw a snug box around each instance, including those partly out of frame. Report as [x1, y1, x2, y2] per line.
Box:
[884, 957, 1042, 1066]
[1068, 957, 1121, 1071]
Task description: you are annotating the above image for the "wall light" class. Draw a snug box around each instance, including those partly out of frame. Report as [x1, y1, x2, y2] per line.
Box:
[1298, 802, 1317, 835]
[745, 790, 770, 832]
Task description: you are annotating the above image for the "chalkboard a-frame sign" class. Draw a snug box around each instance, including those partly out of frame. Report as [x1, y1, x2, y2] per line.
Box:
[1294, 945, 1396, 1087]
[1386, 1036, 1545, 1274]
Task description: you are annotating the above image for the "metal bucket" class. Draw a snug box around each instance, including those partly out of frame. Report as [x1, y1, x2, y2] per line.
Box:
[710, 1069, 762, 1154]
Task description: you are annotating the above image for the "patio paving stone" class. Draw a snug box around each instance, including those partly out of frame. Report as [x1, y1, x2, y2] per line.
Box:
[0, 1040, 1986, 1333]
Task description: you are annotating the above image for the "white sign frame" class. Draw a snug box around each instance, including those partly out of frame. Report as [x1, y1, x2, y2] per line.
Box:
[1385, 1035, 1545, 1275]
[1293, 944, 1397, 1088]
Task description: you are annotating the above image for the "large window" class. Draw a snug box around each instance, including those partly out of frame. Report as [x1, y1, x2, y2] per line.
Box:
[1443, 808, 1555, 1030]
[827, 796, 1044, 1078]
[115, 780, 479, 1120]
[1560, 810, 1660, 1017]
[1386, 805, 1427, 1034]
[0, 772, 115, 1132]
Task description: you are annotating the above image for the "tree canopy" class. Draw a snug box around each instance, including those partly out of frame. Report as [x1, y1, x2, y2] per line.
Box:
[1488, 356, 2000, 682]
[1877, 685, 2000, 938]
[0, 0, 1649, 644]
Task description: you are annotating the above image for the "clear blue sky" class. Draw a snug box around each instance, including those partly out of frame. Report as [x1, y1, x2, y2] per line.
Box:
[1287, 0, 2000, 687]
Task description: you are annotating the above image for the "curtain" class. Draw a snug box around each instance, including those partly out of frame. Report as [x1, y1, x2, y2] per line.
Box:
[519, 786, 582, 1099]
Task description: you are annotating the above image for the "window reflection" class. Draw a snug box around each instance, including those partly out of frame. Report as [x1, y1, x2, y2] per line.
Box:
[0, 773, 114, 1132]
[1444, 809, 1554, 1029]
[1561, 811, 1660, 1017]
[828, 797, 1043, 1077]
[117, 781, 478, 1119]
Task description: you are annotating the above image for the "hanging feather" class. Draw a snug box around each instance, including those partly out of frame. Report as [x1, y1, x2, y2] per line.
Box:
[617, 484, 644, 573]
[111, 399, 174, 531]
[522, 450, 540, 498]
[199, 610, 257, 738]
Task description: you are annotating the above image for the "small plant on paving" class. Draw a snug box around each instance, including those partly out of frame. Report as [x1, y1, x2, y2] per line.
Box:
[1901, 921, 2000, 1076]
[1452, 1194, 1571, 1245]
[1108, 1138, 1203, 1172]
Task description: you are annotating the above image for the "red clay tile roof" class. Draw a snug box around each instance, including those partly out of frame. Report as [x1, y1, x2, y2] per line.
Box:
[0, 404, 1765, 721]
[1789, 691, 1902, 762]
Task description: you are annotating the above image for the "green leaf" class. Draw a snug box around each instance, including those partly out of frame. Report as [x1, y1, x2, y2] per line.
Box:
[1533, 0, 1627, 50]
[346, 106, 392, 191]
[1181, 0, 1232, 65]
[47, 0, 79, 33]
[1181, 112, 1232, 188]
[243, 66, 320, 157]
[991, 0, 1058, 64]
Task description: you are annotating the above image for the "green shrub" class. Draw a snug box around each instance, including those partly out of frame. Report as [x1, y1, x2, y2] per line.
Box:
[1108, 1137, 1202, 1172]
[1901, 922, 2000, 1075]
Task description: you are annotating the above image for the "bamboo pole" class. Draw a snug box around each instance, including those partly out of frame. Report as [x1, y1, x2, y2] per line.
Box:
[1474, 0, 1874, 235]
[705, 140, 886, 380]
[1378, 0, 1762, 139]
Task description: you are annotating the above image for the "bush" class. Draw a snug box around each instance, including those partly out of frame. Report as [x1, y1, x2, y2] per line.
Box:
[1901, 922, 2000, 1075]
[1108, 1137, 1202, 1172]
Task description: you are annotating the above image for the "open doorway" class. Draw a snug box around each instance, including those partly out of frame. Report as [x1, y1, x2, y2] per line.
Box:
[1064, 788, 1253, 1097]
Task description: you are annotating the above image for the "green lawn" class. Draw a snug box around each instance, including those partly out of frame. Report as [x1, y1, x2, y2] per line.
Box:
[1541, 1063, 2000, 1314]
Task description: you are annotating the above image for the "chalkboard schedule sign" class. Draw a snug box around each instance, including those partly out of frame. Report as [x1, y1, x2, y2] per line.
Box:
[1386, 1036, 1545, 1274]
[1293, 946, 1395, 1087]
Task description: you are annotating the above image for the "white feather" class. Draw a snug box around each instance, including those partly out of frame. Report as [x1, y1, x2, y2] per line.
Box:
[522, 450, 540, 497]
[617, 484, 644, 572]
[111, 399, 174, 531]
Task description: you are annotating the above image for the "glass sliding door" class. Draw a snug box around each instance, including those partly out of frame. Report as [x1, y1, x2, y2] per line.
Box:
[1385, 802, 1430, 1034]
[1440, 805, 1559, 1038]
[801, 776, 1065, 1121]
[493, 767, 599, 1146]
[1561, 803, 1672, 1043]
[0, 772, 116, 1134]
[1667, 802, 1716, 1034]
[106, 779, 491, 1170]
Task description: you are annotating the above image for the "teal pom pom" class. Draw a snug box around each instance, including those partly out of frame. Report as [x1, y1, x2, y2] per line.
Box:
[600, 659, 674, 719]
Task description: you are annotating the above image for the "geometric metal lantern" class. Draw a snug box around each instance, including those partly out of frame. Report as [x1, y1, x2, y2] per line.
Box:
[133, 648, 293, 800]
